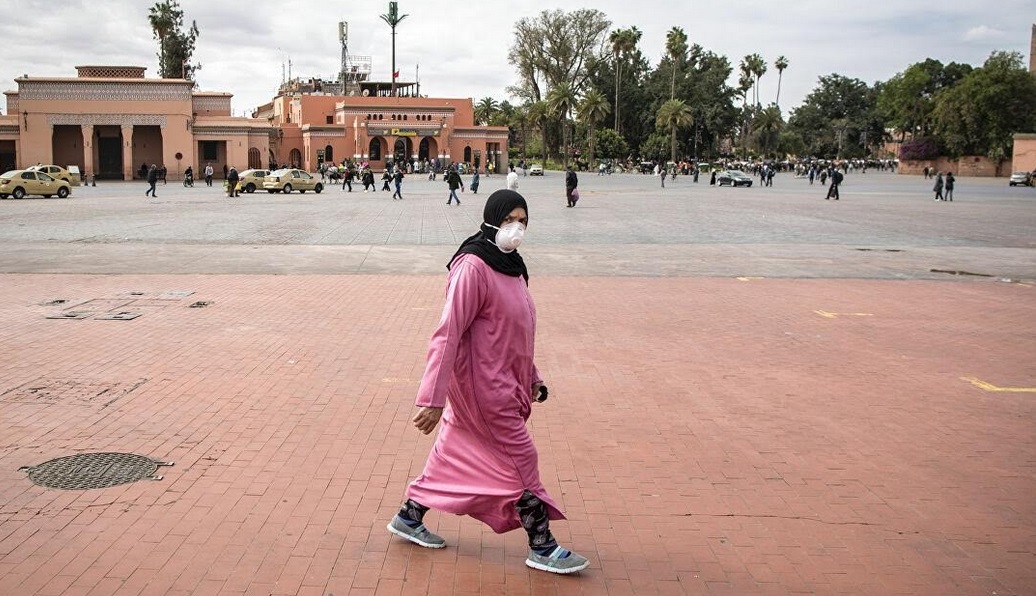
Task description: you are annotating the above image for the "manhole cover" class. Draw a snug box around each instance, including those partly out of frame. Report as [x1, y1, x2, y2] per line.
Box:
[20, 453, 173, 490]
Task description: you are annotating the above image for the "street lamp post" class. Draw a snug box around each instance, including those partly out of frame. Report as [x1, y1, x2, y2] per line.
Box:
[380, 2, 408, 97]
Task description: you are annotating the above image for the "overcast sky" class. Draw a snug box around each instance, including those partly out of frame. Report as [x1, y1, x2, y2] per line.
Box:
[1, 1, 1032, 118]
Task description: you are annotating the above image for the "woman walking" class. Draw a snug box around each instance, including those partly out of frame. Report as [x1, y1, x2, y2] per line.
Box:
[387, 190, 590, 575]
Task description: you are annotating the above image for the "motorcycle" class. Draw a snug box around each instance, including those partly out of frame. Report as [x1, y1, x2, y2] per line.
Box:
[183, 170, 194, 187]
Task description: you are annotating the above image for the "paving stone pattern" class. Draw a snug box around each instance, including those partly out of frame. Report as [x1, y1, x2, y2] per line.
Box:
[0, 172, 1033, 595]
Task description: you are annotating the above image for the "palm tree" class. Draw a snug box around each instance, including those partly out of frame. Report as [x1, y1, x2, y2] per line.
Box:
[577, 89, 610, 165]
[609, 26, 641, 133]
[379, 2, 409, 96]
[656, 99, 693, 164]
[774, 56, 789, 107]
[149, 2, 175, 76]
[746, 53, 767, 106]
[475, 97, 499, 126]
[547, 82, 578, 168]
[527, 100, 549, 161]
[665, 27, 688, 100]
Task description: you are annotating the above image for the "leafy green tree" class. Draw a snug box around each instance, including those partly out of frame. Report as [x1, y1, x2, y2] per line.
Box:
[508, 9, 610, 158]
[639, 131, 669, 161]
[931, 51, 1036, 171]
[577, 89, 610, 165]
[877, 58, 972, 140]
[787, 74, 878, 158]
[149, 0, 199, 80]
[594, 128, 630, 160]
[774, 56, 789, 107]
[656, 99, 693, 163]
[527, 101, 550, 160]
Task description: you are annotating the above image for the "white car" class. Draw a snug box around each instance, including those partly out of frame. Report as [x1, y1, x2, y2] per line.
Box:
[528, 164, 544, 176]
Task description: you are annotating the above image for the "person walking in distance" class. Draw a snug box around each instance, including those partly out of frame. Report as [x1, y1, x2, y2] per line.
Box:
[342, 165, 353, 192]
[506, 167, 519, 191]
[204, 163, 213, 187]
[825, 168, 843, 200]
[145, 164, 159, 197]
[386, 189, 590, 575]
[471, 170, 481, 194]
[932, 171, 944, 201]
[392, 167, 405, 200]
[226, 166, 240, 197]
[446, 166, 464, 205]
[565, 165, 578, 207]
[944, 171, 954, 201]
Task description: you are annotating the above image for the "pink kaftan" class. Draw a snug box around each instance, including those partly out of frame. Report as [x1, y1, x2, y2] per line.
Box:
[406, 253, 565, 533]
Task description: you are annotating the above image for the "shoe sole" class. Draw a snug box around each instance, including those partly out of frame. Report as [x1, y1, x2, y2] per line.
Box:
[386, 522, 446, 549]
[525, 557, 589, 574]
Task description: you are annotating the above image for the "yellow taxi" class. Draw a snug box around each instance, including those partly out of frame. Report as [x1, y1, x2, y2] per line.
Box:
[236, 169, 270, 193]
[0, 169, 72, 199]
[28, 164, 80, 185]
[262, 168, 324, 194]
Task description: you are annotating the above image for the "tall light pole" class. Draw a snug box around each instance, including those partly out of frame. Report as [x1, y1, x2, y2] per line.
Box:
[380, 2, 408, 97]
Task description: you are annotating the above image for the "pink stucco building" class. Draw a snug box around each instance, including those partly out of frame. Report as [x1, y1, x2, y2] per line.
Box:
[0, 65, 509, 180]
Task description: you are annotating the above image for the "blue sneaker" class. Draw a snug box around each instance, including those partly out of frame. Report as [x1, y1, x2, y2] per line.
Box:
[525, 547, 589, 574]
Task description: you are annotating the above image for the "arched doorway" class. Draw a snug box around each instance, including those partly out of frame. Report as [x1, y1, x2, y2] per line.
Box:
[393, 138, 412, 166]
[419, 137, 438, 161]
[288, 148, 302, 168]
[248, 148, 261, 169]
[324, 144, 334, 163]
[368, 138, 384, 161]
[463, 146, 472, 165]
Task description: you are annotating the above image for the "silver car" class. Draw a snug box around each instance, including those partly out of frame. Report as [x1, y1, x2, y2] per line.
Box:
[1008, 171, 1032, 187]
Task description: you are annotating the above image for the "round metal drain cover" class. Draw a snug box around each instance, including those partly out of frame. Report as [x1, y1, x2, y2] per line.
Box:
[21, 452, 170, 490]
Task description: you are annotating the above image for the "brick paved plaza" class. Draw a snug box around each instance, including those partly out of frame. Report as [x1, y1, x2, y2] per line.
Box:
[0, 171, 1034, 595]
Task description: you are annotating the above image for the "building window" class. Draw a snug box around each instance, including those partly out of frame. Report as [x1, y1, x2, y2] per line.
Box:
[403, 115, 408, 121]
[326, 116, 333, 124]
[325, 145, 334, 163]
[368, 138, 382, 161]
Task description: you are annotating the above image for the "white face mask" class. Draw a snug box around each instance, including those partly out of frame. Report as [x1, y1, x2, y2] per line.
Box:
[486, 221, 526, 253]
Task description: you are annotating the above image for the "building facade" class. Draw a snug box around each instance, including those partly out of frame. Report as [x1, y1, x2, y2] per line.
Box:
[1, 66, 509, 181]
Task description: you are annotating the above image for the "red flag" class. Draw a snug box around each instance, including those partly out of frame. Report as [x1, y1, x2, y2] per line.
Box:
[393, 70, 399, 79]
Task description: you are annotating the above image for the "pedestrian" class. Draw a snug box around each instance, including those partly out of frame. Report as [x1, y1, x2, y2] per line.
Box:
[223, 164, 228, 180]
[660, 165, 666, 188]
[808, 166, 815, 185]
[932, 172, 944, 201]
[227, 166, 239, 197]
[565, 165, 578, 207]
[392, 168, 405, 200]
[471, 170, 481, 194]
[204, 163, 213, 187]
[709, 169, 717, 186]
[387, 189, 590, 575]
[363, 167, 375, 192]
[342, 166, 353, 192]
[145, 164, 158, 197]
[446, 167, 464, 205]
[923, 166, 930, 179]
[825, 168, 843, 200]
[944, 171, 954, 201]
[382, 169, 392, 192]
[767, 168, 775, 187]
[506, 168, 519, 191]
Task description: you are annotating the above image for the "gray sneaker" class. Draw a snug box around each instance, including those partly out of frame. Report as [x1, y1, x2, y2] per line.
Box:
[525, 547, 590, 574]
[387, 514, 446, 548]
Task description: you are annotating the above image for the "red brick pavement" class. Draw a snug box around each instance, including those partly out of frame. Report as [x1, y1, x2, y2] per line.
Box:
[0, 274, 1033, 595]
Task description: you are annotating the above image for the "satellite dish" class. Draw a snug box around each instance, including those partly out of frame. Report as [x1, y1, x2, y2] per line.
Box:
[362, 89, 369, 96]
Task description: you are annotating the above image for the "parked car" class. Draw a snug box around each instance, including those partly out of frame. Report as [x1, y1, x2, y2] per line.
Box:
[28, 164, 79, 186]
[0, 169, 72, 199]
[237, 169, 270, 193]
[528, 164, 544, 176]
[1008, 171, 1033, 187]
[716, 170, 753, 187]
[262, 168, 323, 194]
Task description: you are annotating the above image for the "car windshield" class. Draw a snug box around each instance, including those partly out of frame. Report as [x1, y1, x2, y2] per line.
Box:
[727, 170, 746, 176]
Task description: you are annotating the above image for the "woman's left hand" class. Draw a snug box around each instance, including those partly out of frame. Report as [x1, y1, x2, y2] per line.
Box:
[531, 382, 543, 402]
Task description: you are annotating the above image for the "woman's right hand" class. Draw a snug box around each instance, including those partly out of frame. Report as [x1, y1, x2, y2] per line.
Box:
[412, 407, 443, 435]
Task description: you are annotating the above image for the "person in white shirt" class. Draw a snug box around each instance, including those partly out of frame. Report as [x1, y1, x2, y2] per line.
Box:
[506, 168, 519, 191]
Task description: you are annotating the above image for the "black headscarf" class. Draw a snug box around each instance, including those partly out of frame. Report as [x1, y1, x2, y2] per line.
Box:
[448, 189, 529, 283]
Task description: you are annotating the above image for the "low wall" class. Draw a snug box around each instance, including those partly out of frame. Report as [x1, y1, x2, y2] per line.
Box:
[899, 156, 1003, 177]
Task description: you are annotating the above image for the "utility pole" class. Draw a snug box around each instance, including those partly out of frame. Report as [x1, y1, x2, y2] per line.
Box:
[380, 2, 408, 97]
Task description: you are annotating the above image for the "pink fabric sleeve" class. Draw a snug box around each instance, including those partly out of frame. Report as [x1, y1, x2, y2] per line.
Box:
[532, 364, 543, 386]
[415, 260, 486, 408]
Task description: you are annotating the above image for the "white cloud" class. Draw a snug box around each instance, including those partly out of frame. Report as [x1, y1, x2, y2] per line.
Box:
[963, 25, 1007, 42]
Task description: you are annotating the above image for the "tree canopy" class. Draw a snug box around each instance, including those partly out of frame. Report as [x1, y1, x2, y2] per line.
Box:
[149, 0, 200, 80]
